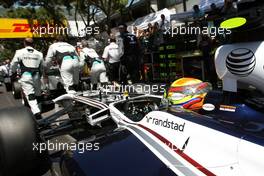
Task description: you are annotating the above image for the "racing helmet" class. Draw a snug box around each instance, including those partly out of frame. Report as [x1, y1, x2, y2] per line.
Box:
[165, 78, 211, 110]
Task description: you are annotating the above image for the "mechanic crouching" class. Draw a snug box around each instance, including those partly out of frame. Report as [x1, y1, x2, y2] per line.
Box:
[80, 40, 108, 90]
[45, 36, 80, 93]
[10, 38, 44, 119]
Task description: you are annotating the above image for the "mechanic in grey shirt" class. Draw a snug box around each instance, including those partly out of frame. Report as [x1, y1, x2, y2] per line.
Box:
[80, 40, 108, 89]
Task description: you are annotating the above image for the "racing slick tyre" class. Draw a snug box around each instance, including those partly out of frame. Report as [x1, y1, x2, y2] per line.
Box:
[4, 83, 12, 92]
[0, 107, 50, 176]
[12, 81, 22, 99]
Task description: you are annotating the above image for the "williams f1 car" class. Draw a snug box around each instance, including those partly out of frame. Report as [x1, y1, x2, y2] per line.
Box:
[1, 41, 264, 176]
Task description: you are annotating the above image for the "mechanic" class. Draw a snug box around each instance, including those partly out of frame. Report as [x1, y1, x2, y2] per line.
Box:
[4, 59, 12, 76]
[0, 59, 12, 80]
[0, 61, 6, 85]
[45, 36, 80, 93]
[0, 61, 6, 86]
[10, 38, 44, 119]
[79, 40, 100, 68]
[80, 40, 108, 89]
[118, 23, 141, 84]
[102, 36, 122, 85]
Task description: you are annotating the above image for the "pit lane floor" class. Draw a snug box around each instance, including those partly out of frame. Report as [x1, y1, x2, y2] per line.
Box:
[0, 84, 21, 108]
[0, 85, 62, 176]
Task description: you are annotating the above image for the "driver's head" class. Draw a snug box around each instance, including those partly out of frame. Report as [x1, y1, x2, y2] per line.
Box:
[165, 78, 211, 110]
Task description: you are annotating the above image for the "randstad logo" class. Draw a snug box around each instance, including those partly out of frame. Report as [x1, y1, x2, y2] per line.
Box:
[220, 17, 247, 29]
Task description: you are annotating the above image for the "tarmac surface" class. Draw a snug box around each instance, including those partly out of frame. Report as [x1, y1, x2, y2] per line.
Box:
[0, 84, 21, 108]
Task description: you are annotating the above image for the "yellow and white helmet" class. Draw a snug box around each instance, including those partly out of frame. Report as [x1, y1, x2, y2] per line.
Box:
[165, 78, 212, 110]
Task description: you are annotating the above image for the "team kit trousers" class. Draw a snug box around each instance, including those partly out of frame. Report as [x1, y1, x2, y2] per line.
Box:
[90, 60, 108, 85]
[60, 57, 80, 93]
[19, 72, 42, 115]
